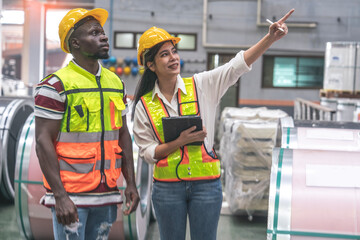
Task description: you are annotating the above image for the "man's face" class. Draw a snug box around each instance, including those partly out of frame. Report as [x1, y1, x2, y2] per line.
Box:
[73, 19, 109, 59]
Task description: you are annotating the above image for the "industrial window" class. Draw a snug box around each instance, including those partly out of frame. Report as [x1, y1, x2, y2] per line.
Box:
[176, 34, 197, 51]
[114, 32, 136, 49]
[262, 56, 324, 88]
[135, 33, 142, 48]
[114, 33, 134, 49]
[114, 32, 197, 51]
[208, 53, 239, 111]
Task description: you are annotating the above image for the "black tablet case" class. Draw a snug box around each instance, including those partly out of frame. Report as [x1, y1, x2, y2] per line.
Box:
[162, 116, 203, 145]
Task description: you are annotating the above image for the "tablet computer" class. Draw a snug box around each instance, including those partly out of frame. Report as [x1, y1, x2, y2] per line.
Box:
[162, 115, 203, 145]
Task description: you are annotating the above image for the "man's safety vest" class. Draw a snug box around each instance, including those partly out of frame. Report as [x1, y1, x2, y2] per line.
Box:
[42, 61, 125, 193]
[140, 77, 220, 182]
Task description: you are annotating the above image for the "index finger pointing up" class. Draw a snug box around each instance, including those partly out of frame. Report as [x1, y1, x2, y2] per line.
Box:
[278, 8, 295, 24]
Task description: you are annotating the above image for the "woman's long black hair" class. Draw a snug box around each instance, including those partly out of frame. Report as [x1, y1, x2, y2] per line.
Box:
[131, 41, 168, 120]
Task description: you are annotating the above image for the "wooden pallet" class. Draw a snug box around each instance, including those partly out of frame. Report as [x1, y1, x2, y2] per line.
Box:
[320, 89, 360, 99]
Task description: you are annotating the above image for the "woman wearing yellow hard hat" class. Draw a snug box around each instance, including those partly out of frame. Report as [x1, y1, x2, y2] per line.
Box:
[132, 9, 294, 240]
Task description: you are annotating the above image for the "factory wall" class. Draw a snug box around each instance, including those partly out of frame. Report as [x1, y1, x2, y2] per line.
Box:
[95, 0, 360, 105]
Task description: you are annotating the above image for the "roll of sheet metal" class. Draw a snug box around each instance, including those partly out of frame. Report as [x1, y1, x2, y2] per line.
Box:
[15, 113, 151, 239]
[15, 113, 52, 239]
[267, 148, 360, 239]
[276, 116, 360, 151]
[123, 156, 153, 240]
[0, 97, 34, 201]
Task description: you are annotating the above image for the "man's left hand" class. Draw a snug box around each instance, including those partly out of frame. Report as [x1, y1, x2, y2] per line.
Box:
[122, 184, 140, 215]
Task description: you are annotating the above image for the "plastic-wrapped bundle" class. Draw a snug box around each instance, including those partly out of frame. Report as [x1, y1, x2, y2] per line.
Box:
[232, 149, 272, 168]
[225, 120, 276, 218]
[217, 107, 267, 143]
[220, 107, 267, 120]
[218, 107, 287, 219]
[235, 121, 278, 149]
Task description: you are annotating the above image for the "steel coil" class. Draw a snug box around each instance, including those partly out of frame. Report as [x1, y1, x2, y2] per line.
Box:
[0, 97, 34, 201]
[276, 116, 360, 151]
[123, 155, 153, 240]
[268, 148, 360, 239]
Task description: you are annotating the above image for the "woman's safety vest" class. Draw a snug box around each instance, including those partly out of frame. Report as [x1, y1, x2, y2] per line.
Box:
[140, 77, 220, 182]
[42, 61, 125, 193]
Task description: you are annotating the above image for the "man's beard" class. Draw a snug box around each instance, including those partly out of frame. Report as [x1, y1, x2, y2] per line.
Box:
[92, 52, 109, 60]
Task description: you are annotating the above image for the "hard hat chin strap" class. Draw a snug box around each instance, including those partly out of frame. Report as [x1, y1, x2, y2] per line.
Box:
[142, 49, 149, 67]
[65, 28, 75, 52]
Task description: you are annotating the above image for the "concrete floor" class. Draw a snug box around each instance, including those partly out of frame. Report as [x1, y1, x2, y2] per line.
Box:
[0, 196, 267, 240]
[146, 213, 267, 240]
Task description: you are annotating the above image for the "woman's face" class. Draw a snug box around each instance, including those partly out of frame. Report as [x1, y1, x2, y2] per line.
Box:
[147, 41, 180, 79]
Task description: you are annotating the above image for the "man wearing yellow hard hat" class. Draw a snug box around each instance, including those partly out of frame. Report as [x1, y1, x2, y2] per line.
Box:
[34, 8, 139, 239]
[132, 9, 294, 240]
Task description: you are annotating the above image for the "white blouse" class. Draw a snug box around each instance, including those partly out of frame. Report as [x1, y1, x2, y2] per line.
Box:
[133, 50, 251, 164]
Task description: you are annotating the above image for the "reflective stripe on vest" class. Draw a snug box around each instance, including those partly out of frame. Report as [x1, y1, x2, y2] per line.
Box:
[141, 77, 220, 181]
[42, 61, 125, 193]
[178, 76, 199, 115]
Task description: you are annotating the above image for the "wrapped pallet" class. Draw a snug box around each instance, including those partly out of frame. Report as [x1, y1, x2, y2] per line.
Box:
[217, 107, 267, 142]
[219, 107, 287, 219]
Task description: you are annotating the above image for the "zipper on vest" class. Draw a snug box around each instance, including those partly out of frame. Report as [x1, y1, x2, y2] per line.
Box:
[66, 106, 71, 132]
[96, 76, 106, 180]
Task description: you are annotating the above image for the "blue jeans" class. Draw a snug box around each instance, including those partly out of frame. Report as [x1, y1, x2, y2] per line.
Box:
[152, 178, 223, 240]
[51, 205, 117, 240]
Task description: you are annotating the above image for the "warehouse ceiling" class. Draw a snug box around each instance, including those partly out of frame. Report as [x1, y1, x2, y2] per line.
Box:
[3, 0, 94, 9]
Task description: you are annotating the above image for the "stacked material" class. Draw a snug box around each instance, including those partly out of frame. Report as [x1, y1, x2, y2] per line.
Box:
[268, 117, 360, 239]
[323, 42, 360, 92]
[219, 107, 287, 218]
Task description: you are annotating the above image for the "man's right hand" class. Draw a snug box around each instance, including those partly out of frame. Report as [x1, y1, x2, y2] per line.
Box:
[54, 194, 79, 226]
[35, 117, 78, 226]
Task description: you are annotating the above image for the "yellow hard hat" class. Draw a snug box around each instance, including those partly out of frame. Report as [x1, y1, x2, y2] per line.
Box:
[58, 8, 108, 53]
[137, 26, 181, 66]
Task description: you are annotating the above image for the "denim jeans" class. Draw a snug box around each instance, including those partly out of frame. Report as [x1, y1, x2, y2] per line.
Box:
[152, 178, 223, 240]
[51, 204, 117, 240]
